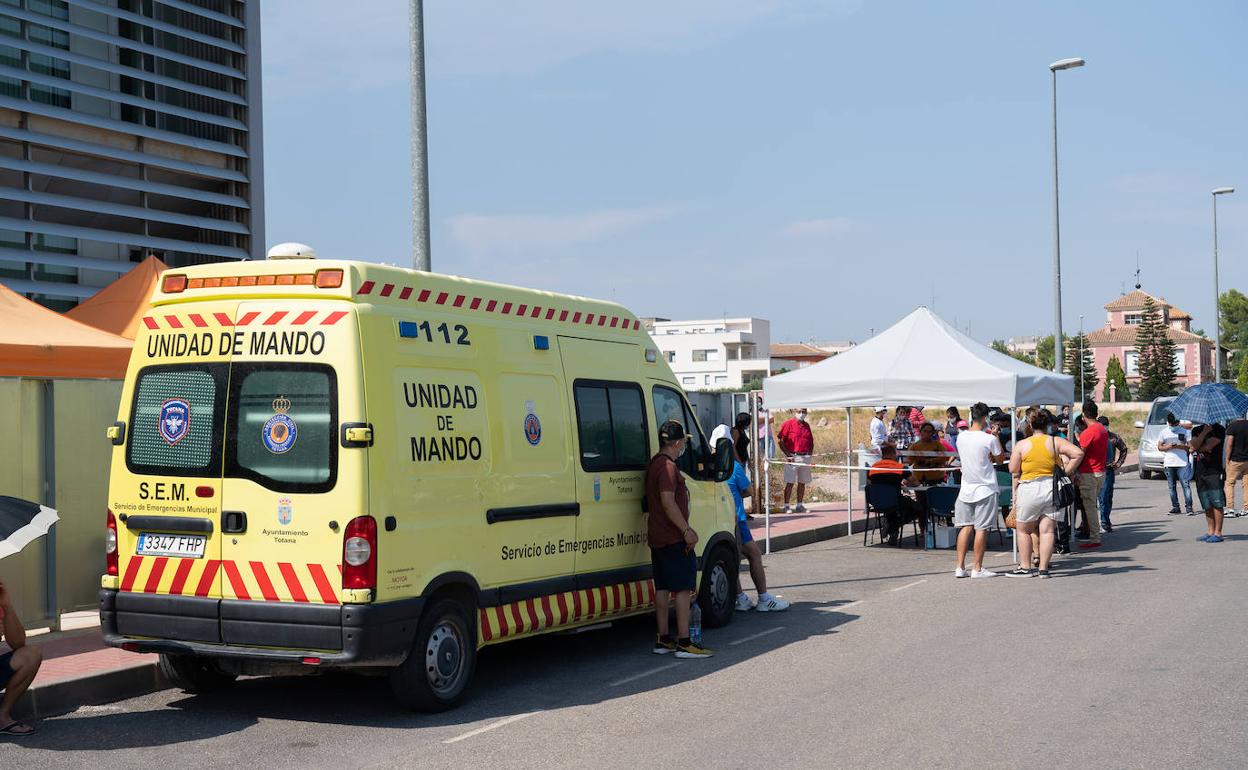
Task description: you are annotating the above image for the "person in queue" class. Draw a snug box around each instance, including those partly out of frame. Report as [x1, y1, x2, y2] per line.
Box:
[870, 406, 890, 453]
[730, 411, 758, 519]
[945, 407, 962, 447]
[953, 402, 1007, 578]
[1007, 409, 1084, 578]
[868, 445, 922, 545]
[889, 406, 915, 449]
[646, 420, 712, 659]
[1096, 415, 1129, 533]
[1190, 423, 1227, 543]
[0, 580, 42, 736]
[777, 408, 814, 513]
[1223, 409, 1248, 518]
[1072, 400, 1108, 549]
[908, 405, 927, 435]
[1158, 412, 1193, 515]
[726, 455, 791, 612]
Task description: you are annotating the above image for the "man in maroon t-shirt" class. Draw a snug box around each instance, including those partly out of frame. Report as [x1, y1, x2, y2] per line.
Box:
[644, 420, 711, 659]
[1074, 400, 1108, 548]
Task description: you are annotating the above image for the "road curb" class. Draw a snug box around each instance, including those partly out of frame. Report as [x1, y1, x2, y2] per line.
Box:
[14, 661, 168, 721]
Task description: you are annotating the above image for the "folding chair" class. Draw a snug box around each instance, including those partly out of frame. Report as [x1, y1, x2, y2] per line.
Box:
[864, 483, 899, 546]
[924, 485, 959, 549]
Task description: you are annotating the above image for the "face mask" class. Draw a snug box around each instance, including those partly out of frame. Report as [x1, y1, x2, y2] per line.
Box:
[797, 413, 807, 422]
[679, 441, 689, 457]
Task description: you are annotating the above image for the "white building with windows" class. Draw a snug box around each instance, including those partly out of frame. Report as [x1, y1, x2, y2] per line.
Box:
[644, 317, 770, 391]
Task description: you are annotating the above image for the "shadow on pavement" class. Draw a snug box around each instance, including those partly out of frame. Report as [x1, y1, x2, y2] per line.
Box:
[20, 603, 860, 747]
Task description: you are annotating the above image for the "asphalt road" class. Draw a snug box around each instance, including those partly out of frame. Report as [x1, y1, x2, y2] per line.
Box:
[5, 475, 1247, 769]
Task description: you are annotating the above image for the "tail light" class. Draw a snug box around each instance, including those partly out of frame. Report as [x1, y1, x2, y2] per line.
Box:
[161, 273, 187, 293]
[342, 515, 377, 590]
[105, 510, 118, 576]
[314, 269, 343, 288]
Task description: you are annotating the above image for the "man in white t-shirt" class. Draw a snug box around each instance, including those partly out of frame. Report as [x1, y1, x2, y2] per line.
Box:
[953, 402, 1007, 578]
[869, 406, 889, 452]
[1157, 412, 1193, 515]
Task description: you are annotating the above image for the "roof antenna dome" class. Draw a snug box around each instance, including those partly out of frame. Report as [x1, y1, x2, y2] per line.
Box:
[266, 242, 317, 260]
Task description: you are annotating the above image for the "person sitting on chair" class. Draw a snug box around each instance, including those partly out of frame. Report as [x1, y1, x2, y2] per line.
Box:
[868, 445, 922, 545]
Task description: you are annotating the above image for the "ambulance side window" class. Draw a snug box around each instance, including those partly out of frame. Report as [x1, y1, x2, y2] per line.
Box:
[126, 364, 226, 477]
[572, 381, 648, 472]
[225, 364, 338, 492]
[651, 385, 709, 478]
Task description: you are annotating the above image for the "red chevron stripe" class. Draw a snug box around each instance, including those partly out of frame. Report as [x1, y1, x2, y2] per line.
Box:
[250, 561, 279, 601]
[163, 315, 183, 329]
[357, 280, 375, 295]
[168, 558, 195, 595]
[321, 310, 348, 325]
[399, 286, 413, 300]
[222, 561, 250, 600]
[236, 311, 260, 326]
[417, 289, 431, 302]
[540, 595, 556, 628]
[193, 559, 220, 597]
[213, 312, 233, 326]
[435, 292, 449, 305]
[143, 557, 168, 593]
[453, 294, 466, 307]
[263, 311, 287, 325]
[291, 310, 317, 325]
[142, 316, 158, 330]
[306, 563, 338, 604]
[479, 608, 493, 642]
[572, 590, 583, 621]
[379, 283, 394, 297]
[119, 556, 144, 592]
[555, 593, 570, 625]
[470, 297, 482, 310]
[486, 299, 497, 312]
[188, 313, 208, 328]
[278, 563, 310, 603]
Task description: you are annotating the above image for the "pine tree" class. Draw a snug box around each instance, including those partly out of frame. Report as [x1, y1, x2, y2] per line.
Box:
[1103, 355, 1130, 401]
[1136, 295, 1180, 400]
[1063, 333, 1099, 402]
[1238, 350, 1248, 393]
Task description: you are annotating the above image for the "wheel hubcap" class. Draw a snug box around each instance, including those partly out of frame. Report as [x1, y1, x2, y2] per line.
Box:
[709, 562, 730, 614]
[425, 621, 464, 695]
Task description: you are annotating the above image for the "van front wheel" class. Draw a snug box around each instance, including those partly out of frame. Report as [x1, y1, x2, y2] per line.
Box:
[698, 545, 736, 629]
[390, 597, 477, 712]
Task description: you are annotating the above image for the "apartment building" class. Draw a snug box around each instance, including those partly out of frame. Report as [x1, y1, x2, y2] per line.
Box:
[645, 317, 771, 391]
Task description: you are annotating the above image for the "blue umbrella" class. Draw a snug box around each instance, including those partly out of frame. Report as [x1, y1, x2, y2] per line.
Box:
[1164, 383, 1248, 425]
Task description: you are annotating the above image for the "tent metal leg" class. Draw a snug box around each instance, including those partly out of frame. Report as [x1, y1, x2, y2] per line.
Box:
[846, 407, 853, 536]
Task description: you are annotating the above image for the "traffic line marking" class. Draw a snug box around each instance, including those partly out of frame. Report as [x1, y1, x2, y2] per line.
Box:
[443, 712, 538, 744]
[890, 579, 927, 592]
[608, 662, 679, 688]
[728, 626, 785, 646]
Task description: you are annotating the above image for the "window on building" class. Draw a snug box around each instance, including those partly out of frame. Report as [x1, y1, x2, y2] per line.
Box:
[714, 376, 728, 385]
[572, 381, 648, 472]
[681, 376, 695, 385]
[663, 351, 675, 363]
[692, 349, 713, 362]
[703, 375, 710, 386]
[1124, 350, 1139, 376]
[1173, 350, 1185, 376]
[1124, 313, 1143, 326]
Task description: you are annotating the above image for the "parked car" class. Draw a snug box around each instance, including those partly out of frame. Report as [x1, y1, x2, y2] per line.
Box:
[1135, 396, 1177, 479]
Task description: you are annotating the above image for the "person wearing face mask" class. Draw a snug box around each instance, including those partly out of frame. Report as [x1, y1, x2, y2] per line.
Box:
[777, 408, 815, 513]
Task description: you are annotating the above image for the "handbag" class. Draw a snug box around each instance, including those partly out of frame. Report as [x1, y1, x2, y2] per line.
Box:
[1052, 436, 1077, 510]
[1004, 507, 1017, 529]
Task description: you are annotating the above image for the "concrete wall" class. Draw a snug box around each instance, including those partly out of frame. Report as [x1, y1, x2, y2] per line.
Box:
[0, 378, 122, 628]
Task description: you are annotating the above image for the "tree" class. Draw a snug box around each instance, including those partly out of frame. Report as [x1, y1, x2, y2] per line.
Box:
[1219, 288, 1248, 353]
[1238, 351, 1248, 393]
[1035, 335, 1055, 370]
[1136, 295, 1180, 400]
[1103, 355, 1130, 401]
[1064, 333, 1099, 401]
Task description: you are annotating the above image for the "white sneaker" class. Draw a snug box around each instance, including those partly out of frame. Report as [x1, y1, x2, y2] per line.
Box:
[735, 593, 756, 612]
[954, 567, 968, 578]
[756, 594, 790, 612]
[794, 504, 808, 513]
[781, 504, 792, 513]
[970, 569, 999, 579]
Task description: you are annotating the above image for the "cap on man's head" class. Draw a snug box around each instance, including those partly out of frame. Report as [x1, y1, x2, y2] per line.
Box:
[874, 405, 888, 413]
[659, 419, 687, 443]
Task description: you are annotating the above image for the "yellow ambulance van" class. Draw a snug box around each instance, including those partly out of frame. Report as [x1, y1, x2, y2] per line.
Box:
[99, 252, 739, 711]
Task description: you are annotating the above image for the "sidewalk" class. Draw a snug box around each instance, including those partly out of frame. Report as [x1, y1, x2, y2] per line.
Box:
[10, 612, 165, 722]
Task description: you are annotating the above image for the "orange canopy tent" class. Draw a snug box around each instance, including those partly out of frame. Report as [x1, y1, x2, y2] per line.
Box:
[0, 282, 132, 378]
[65, 255, 167, 339]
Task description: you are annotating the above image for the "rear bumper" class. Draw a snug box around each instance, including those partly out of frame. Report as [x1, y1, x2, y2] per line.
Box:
[99, 590, 423, 667]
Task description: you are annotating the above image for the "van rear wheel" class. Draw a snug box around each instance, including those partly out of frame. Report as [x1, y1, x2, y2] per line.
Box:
[698, 545, 736, 629]
[390, 597, 476, 712]
[158, 653, 236, 693]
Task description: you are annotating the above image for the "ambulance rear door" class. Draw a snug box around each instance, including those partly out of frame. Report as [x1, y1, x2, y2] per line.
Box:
[216, 300, 366, 647]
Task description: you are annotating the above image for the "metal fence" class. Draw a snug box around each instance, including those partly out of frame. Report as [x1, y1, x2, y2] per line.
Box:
[0, 378, 121, 631]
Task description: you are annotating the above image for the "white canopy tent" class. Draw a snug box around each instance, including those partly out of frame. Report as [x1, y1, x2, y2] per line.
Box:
[758, 307, 1074, 552]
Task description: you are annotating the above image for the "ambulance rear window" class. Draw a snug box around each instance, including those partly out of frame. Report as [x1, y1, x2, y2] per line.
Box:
[225, 364, 337, 493]
[126, 364, 226, 477]
[573, 380, 648, 472]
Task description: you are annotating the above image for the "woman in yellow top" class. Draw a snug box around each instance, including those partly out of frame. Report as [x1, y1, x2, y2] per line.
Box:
[1007, 409, 1083, 577]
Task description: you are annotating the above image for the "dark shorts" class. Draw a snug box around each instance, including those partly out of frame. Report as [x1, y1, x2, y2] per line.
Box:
[650, 542, 697, 592]
[737, 519, 754, 544]
[0, 649, 14, 691]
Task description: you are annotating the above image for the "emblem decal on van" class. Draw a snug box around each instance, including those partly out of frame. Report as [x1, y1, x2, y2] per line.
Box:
[524, 412, 542, 446]
[262, 396, 298, 454]
[158, 398, 190, 445]
[277, 497, 293, 526]
[593, 475, 601, 502]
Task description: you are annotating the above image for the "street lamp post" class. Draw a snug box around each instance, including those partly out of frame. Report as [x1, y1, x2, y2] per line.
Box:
[410, 0, 431, 271]
[1050, 57, 1085, 374]
[1212, 187, 1234, 381]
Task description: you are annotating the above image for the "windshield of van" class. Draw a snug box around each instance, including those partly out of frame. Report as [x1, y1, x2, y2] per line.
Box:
[1147, 399, 1175, 425]
[126, 364, 227, 477]
[226, 364, 338, 492]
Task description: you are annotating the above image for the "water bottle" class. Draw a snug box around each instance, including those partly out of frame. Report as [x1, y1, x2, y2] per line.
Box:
[689, 601, 703, 645]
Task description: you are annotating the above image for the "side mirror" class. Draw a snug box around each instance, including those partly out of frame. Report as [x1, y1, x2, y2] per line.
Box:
[1133, 421, 1145, 429]
[711, 437, 735, 483]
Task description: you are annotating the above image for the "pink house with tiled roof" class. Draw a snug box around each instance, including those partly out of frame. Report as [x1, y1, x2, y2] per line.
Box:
[1087, 289, 1219, 391]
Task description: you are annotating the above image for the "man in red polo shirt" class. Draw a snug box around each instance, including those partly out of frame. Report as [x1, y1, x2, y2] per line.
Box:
[777, 408, 815, 513]
[1074, 399, 1108, 549]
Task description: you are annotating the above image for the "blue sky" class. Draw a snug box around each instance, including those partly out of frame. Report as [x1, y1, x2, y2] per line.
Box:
[260, 0, 1247, 345]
